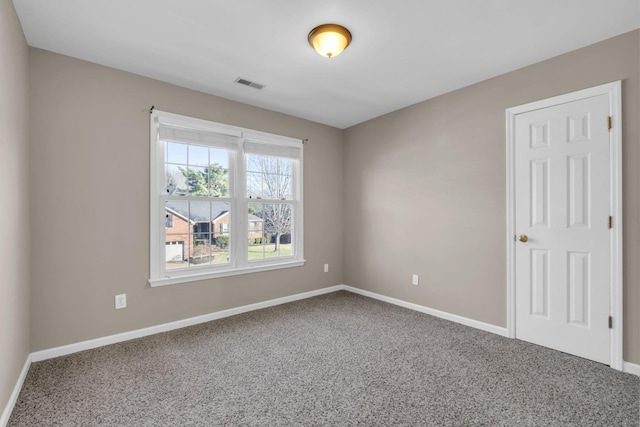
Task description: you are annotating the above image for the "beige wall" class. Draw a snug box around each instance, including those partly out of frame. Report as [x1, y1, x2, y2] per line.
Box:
[0, 0, 30, 417]
[28, 48, 344, 351]
[344, 30, 640, 364]
[14, 24, 640, 374]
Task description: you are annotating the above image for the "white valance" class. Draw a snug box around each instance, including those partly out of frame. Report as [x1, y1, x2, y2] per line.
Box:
[158, 125, 239, 151]
[243, 139, 302, 159]
[154, 109, 302, 158]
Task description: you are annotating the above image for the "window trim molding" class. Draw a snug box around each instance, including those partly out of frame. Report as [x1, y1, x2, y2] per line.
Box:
[148, 260, 306, 287]
[149, 110, 304, 287]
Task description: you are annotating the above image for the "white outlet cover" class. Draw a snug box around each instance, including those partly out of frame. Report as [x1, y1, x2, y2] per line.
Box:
[115, 294, 127, 309]
[324, 263, 329, 273]
[412, 275, 419, 285]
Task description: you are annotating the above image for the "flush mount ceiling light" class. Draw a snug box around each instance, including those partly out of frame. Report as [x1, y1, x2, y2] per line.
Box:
[308, 24, 352, 58]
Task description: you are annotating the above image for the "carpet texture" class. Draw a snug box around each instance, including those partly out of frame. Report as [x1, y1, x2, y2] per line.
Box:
[8, 291, 639, 426]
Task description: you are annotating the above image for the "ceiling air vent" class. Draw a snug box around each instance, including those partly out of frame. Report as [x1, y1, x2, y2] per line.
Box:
[234, 77, 265, 90]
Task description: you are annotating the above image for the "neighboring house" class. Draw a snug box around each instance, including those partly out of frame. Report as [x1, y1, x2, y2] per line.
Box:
[165, 201, 263, 262]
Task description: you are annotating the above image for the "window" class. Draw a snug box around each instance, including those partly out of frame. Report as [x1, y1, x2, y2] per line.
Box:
[149, 110, 304, 286]
[220, 223, 229, 234]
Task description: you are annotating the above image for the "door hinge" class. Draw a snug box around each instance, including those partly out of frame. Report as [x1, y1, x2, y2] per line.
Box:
[608, 216, 613, 229]
[607, 116, 612, 131]
[608, 316, 613, 329]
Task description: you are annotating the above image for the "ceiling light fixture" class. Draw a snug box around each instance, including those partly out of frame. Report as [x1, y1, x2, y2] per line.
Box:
[308, 24, 352, 58]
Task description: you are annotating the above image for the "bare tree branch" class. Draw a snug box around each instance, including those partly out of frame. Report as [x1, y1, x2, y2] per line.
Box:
[247, 155, 293, 252]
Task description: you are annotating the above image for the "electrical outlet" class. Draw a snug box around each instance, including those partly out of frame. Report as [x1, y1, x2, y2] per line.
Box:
[115, 294, 127, 309]
[412, 274, 419, 286]
[324, 263, 329, 273]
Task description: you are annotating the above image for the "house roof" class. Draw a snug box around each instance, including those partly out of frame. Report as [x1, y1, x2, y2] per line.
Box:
[166, 201, 262, 223]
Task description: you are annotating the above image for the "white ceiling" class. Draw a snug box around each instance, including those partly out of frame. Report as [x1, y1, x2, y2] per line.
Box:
[13, 0, 640, 129]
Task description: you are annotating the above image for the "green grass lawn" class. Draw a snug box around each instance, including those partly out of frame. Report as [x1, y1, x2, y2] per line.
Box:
[211, 243, 292, 262]
[166, 243, 292, 269]
[248, 243, 292, 259]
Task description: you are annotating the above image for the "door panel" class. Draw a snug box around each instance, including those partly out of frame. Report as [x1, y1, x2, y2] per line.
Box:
[567, 251, 589, 326]
[530, 159, 549, 228]
[514, 94, 610, 364]
[530, 249, 549, 318]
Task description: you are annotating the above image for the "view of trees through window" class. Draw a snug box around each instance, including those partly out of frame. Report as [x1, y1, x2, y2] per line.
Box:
[165, 142, 229, 197]
[247, 154, 294, 259]
[164, 142, 231, 269]
[163, 143, 294, 269]
[151, 111, 303, 285]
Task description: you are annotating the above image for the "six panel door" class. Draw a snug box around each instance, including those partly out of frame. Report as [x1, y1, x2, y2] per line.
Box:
[514, 94, 611, 364]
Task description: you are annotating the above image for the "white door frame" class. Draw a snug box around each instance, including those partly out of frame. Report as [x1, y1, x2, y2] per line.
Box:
[506, 81, 623, 370]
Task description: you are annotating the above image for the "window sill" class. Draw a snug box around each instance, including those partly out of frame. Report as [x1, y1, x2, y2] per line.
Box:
[148, 259, 306, 287]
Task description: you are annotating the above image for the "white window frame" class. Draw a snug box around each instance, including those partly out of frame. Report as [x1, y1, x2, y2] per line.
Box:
[149, 110, 304, 287]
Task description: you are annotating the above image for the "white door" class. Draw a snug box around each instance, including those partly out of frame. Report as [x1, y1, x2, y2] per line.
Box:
[514, 93, 611, 364]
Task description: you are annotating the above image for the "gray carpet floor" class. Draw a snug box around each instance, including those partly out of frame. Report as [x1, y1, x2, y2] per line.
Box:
[8, 291, 639, 426]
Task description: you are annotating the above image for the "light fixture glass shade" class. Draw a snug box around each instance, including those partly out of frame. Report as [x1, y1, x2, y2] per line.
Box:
[308, 24, 352, 58]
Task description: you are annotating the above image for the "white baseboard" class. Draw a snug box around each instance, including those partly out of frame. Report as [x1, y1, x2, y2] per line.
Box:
[4, 286, 638, 426]
[31, 285, 344, 362]
[24, 283, 639, 379]
[0, 287, 508, 425]
[30, 284, 509, 363]
[342, 285, 509, 337]
[1, 355, 31, 427]
[4, 284, 639, 424]
[623, 361, 640, 376]
[341, 285, 640, 377]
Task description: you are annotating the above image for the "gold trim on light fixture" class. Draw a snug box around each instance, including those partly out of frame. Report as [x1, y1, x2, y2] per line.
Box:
[308, 24, 352, 58]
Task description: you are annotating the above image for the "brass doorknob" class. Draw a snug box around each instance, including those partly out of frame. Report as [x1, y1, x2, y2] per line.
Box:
[518, 234, 528, 242]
